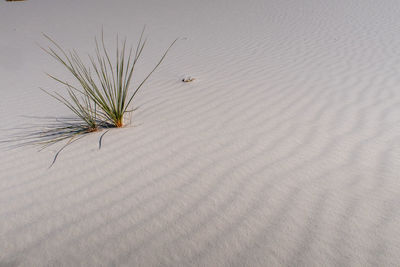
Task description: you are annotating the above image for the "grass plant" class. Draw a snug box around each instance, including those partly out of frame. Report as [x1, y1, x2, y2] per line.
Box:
[43, 29, 177, 129]
[1, 29, 177, 167]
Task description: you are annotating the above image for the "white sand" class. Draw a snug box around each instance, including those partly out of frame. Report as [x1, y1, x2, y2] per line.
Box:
[1, 0, 400, 266]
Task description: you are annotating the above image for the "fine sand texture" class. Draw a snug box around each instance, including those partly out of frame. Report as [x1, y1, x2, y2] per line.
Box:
[1, 0, 400, 266]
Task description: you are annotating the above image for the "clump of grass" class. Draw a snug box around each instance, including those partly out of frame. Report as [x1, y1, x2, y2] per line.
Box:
[43, 29, 177, 129]
[1, 29, 176, 168]
[2, 29, 178, 167]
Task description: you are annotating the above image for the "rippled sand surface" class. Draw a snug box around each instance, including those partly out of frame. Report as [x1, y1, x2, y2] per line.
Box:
[1, 0, 400, 266]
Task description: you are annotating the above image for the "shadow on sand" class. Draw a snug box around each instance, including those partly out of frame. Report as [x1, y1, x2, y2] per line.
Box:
[1, 116, 113, 167]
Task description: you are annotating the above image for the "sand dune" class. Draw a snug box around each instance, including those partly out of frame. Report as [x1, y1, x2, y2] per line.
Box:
[1, 0, 400, 266]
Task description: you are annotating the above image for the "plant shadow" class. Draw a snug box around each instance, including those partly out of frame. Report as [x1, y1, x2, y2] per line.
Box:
[1, 116, 114, 168]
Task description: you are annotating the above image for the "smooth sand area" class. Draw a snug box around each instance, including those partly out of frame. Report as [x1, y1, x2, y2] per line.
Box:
[1, 0, 400, 266]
